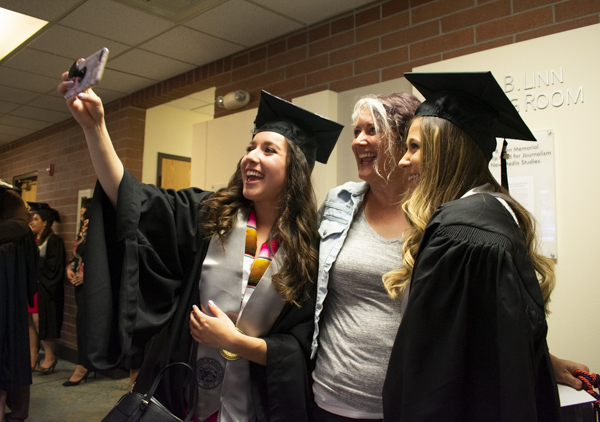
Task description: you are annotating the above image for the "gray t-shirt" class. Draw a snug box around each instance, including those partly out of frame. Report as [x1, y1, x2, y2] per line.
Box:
[312, 205, 402, 412]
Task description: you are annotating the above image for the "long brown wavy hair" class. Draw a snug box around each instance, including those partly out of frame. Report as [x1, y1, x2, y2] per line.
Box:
[383, 116, 555, 314]
[200, 139, 318, 305]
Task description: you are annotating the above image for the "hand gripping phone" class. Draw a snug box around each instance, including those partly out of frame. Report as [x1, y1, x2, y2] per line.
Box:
[65, 47, 109, 98]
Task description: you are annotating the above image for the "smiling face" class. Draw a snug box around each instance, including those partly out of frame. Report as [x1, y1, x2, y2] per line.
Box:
[240, 131, 288, 208]
[352, 109, 383, 184]
[399, 118, 423, 192]
[29, 212, 46, 237]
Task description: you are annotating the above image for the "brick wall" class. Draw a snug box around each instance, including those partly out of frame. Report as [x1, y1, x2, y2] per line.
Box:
[0, 0, 597, 355]
[0, 103, 144, 352]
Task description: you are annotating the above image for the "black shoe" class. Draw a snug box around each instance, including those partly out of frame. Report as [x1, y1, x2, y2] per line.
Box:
[62, 370, 93, 386]
[38, 360, 57, 375]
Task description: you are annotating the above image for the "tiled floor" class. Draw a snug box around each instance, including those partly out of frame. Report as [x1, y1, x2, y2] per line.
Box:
[25, 360, 129, 421]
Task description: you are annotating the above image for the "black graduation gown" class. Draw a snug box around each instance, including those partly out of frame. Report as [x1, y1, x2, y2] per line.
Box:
[382, 193, 560, 422]
[0, 190, 38, 390]
[37, 232, 65, 340]
[84, 171, 315, 421]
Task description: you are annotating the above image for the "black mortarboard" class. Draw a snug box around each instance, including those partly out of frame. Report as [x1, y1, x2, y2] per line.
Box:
[405, 71, 536, 161]
[253, 90, 343, 171]
[0, 178, 21, 192]
[27, 202, 61, 224]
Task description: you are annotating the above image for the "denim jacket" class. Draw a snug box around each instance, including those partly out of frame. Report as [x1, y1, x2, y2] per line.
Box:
[310, 181, 369, 359]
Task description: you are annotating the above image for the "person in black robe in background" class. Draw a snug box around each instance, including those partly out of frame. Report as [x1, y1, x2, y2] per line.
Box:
[28, 202, 65, 375]
[382, 72, 561, 421]
[59, 68, 343, 421]
[63, 199, 94, 386]
[0, 181, 38, 421]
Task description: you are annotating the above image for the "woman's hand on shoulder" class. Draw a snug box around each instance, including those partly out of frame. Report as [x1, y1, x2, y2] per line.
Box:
[57, 70, 105, 131]
[550, 353, 590, 390]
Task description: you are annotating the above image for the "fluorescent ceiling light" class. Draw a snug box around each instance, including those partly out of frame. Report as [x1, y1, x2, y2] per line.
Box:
[0, 7, 47, 61]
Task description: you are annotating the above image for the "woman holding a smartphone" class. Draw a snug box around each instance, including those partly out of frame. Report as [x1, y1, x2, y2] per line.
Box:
[58, 71, 342, 421]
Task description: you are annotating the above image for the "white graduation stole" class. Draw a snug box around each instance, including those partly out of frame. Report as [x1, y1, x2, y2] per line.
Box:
[195, 208, 286, 422]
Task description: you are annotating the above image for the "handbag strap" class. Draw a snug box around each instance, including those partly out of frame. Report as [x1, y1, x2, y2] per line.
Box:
[144, 362, 198, 422]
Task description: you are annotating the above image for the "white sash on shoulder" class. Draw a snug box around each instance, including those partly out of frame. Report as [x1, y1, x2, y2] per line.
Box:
[195, 209, 286, 422]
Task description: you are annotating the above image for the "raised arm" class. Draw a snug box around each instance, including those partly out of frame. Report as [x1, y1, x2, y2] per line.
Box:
[58, 71, 123, 206]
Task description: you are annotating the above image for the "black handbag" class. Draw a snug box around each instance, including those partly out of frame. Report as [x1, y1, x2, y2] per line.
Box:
[102, 362, 198, 422]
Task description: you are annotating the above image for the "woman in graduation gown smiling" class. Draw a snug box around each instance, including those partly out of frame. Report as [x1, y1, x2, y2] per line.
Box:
[58, 71, 342, 421]
[382, 72, 561, 421]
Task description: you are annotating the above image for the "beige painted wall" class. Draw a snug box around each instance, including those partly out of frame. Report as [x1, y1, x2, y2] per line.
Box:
[143, 105, 213, 185]
[191, 107, 256, 191]
[414, 24, 600, 372]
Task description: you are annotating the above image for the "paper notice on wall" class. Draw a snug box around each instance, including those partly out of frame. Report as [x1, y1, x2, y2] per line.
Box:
[489, 130, 557, 259]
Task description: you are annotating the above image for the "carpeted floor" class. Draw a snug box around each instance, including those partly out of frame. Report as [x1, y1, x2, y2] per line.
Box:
[25, 359, 129, 422]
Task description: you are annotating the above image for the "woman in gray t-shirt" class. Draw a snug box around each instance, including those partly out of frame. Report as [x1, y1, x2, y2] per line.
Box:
[311, 93, 420, 421]
[310, 92, 591, 422]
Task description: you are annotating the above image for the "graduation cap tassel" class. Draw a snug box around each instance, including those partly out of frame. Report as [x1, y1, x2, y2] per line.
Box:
[501, 139, 509, 192]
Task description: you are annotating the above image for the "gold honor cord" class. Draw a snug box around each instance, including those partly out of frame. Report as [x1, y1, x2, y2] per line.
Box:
[219, 327, 246, 361]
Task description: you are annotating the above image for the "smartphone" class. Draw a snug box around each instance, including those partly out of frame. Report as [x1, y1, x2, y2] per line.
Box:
[65, 47, 109, 98]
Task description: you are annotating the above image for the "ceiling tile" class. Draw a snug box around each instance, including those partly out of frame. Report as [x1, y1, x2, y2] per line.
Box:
[252, 0, 373, 25]
[0, 124, 35, 137]
[59, 0, 176, 45]
[0, 67, 58, 93]
[0, 115, 51, 131]
[192, 103, 214, 115]
[28, 25, 131, 60]
[10, 106, 72, 123]
[93, 68, 153, 94]
[0, 0, 82, 21]
[26, 94, 71, 112]
[94, 87, 129, 105]
[108, 49, 196, 81]
[0, 100, 21, 114]
[140, 26, 243, 66]
[188, 88, 215, 103]
[184, 0, 303, 47]
[0, 133, 21, 147]
[3, 49, 73, 79]
[168, 97, 210, 110]
[0, 85, 41, 104]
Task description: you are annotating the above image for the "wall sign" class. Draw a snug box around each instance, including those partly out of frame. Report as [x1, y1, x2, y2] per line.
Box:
[489, 130, 556, 258]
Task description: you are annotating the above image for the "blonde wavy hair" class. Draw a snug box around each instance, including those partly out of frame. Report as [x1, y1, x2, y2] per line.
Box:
[383, 117, 555, 314]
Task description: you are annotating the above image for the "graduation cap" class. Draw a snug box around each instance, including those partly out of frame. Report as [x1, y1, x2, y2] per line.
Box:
[253, 90, 343, 171]
[404, 71, 536, 189]
[0, 178, 21, 192]
[27, 202, 61, 224]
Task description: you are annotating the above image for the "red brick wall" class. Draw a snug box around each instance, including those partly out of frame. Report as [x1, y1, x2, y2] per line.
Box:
[0, 104, 144, 352]
[0, 0, 597, 354]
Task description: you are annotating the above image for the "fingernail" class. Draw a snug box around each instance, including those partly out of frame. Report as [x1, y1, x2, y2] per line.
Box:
[208, 300, 215, 306]
[66, 80, 74, 86]
[192, 304, 199, 311]
[77, 93, 84, 99]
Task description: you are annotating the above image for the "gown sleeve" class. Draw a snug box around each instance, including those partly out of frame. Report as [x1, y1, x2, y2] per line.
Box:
[38, 234, 65, 300]
[250, 285, 317, 422]
[383, 215, 559, 421]
[84, 171, 211, 370]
